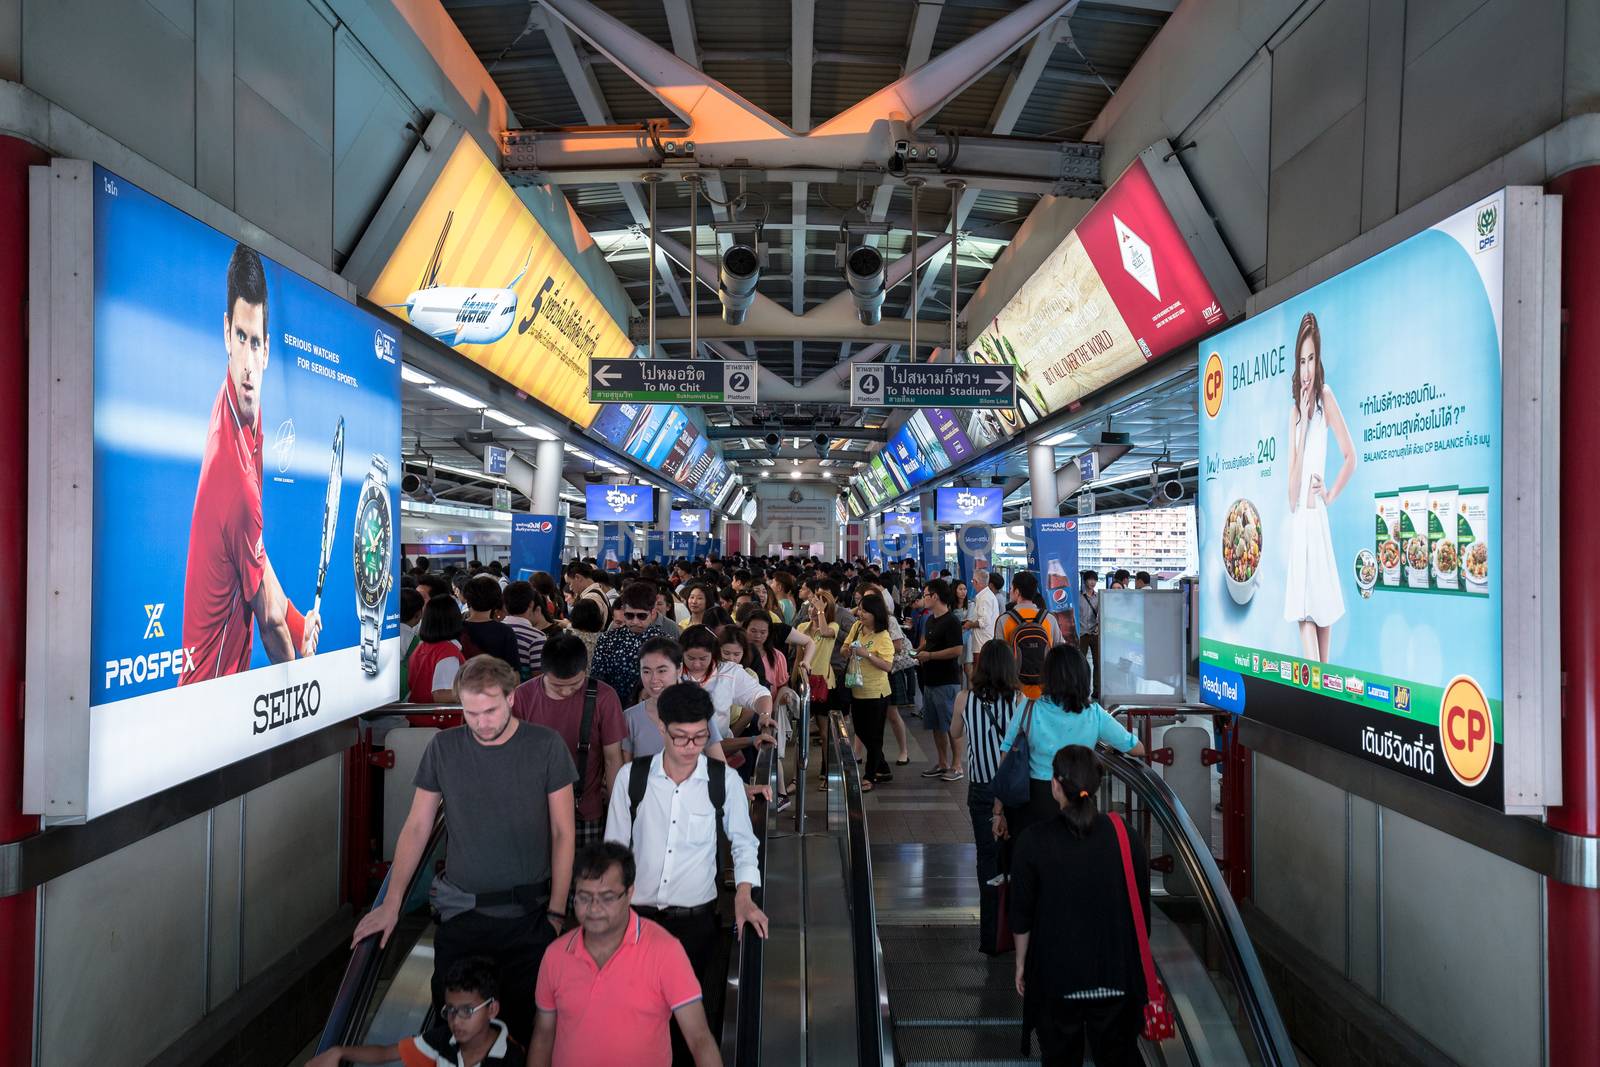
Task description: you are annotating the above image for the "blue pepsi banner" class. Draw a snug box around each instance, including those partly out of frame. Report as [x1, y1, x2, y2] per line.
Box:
[919, 531, 943, 579]
[67, 165, 401, 818]
[670, 530, 699, 558]
[1032, 517, 1082, 634]
[670, 509, 712, 533]
[600, 523, 633, 569]
[865, 539, 882, 565]
[936, 486, 1003, 526]
[706, 536, 722, 560]
[586, 483, 655, 521]
[511, 514, 566, 581]
[644, 529, 667, 565]
[956, 524, 994, 589]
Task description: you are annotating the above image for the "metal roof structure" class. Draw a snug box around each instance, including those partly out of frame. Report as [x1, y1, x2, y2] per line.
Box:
[431, 0, 1177, 491]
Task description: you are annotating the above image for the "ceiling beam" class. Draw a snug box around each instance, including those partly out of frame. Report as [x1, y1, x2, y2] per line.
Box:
[539, 10, 689, 318]
[906, 13, 1072, 329]
[662, 0, 700, 67]
[790, 0, 814, 387]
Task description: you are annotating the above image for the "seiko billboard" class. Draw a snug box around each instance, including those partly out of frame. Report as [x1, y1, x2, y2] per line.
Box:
[25, 162, 402, 819]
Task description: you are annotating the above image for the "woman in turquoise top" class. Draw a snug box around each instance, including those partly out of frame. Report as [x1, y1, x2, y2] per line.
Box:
[993, 644, 1145, 843]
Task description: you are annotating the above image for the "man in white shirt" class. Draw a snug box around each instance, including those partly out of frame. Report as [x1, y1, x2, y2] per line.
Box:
[968, 570, 1002, 654]
[606, 682, 767, 1065]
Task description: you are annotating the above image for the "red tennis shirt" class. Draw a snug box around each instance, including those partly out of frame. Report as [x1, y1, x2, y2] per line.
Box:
[180, 377, 265, 684]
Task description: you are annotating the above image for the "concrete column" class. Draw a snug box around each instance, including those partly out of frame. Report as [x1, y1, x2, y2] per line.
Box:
[531, 438, 564, 514]
[657, 488, 673, 529]
[1028, 439, 1058, 518]
[919, 490, 937, 528]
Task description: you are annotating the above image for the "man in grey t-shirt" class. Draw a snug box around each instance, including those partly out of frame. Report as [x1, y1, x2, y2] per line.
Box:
[352, 655, 576, 1045]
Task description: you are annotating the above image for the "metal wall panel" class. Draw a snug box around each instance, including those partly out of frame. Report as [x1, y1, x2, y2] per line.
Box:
[1253, 754, 1348, 971]
[1358, 0, 1405, 230]
[240, 754, 342, 984]
[333, 28, 422, 260]
[1346, 793, 1380, 997]
[1380, 808, 1544, 1067]
[194, 0, 236, 209]
[1178, 54, 1271, 282]
[1397, 0, 1565, 209]
[1267, 0, 1368, 171]
[236, 0, 334, 152]
[233, 81, 335, 268]
[38, 814, 209, 1067]
[21, 0, 196, 183]
[207, 796, 243, 1010]
[1266, 102, 1365, 282]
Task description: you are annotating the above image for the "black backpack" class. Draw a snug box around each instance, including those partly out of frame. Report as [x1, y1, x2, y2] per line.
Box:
[1005, 607, 1052, 690]
[626, 754, 726, 848]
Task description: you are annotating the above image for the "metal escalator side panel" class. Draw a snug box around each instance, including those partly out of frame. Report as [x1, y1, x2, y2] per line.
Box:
[316, 814, 447, 1052]
[724, 747, 775, 1066]
[1097, 751, 1298, 1067]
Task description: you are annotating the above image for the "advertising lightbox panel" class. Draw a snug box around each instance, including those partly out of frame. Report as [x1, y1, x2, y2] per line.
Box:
[884, 509, 923, 535]
[359, 129, 631, 428]
[973, 156, 1229, 425]
[27, 163, 402, 819]
[1197, 188, 1559, 811]
[936, 487, 1004, 526]
[671, 509, 712, 533]
[586, 484, 656, 522]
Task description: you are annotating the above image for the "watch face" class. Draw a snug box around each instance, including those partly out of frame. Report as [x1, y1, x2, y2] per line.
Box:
[353, 488, 392, 608]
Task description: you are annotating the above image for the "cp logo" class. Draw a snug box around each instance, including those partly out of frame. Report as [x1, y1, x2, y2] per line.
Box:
[1203, 352, 1224, 418]
[1439, 675, 1493, 786]
[143, 603, 165, 640]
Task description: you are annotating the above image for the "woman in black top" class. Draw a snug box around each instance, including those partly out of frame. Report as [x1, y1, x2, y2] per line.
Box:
[1011, 745, 1150, 1067]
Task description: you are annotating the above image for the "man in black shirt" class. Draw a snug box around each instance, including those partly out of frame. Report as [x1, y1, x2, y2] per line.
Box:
[461, 574, 521, 671]
[915, 578, 966, 782]
[351, 655, 577, 1045]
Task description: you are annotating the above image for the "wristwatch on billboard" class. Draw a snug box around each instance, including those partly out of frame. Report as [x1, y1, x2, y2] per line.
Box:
[353, 453, 393, 676]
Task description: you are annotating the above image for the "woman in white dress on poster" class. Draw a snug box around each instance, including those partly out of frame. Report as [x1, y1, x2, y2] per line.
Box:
[1284, 311, 1356, 662]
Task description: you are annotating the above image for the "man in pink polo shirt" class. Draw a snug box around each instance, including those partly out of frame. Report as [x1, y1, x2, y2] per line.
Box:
[529, 842, 720, 1067]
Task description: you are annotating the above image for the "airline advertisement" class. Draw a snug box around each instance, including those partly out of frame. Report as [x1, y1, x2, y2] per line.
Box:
[972, 158, 1227, 425]
[671, 509, 712, 533]
[886, 419, 938, 488]
[586, 484, 656, 522]
[1032, 518, 1082, 635]
[80, 165, 401, 818]
[937, 487, 1004, 526]
[925, 408, 975, 465]
[511, 514, 566, 581]
[639, 407, 689, 471]
[363, 134, 632, 428]
[1197, 191, 1506, 806]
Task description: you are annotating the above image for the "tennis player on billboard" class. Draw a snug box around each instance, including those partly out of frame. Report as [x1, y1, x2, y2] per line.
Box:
[180, 245, 323, 684]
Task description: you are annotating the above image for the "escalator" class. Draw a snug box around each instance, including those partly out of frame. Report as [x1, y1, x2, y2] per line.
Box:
[316, 743, 775, 1064]
[877, 746, 1298, 1067]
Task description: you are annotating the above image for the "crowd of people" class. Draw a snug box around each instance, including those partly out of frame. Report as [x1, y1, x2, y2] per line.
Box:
[330, 550, 1153, 1067]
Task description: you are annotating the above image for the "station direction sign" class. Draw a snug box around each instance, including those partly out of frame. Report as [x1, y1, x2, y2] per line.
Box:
[589, 358, 758, 405]
[851, 363, 1016, 409]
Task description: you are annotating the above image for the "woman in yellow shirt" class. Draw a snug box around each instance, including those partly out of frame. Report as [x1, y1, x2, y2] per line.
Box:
[844, 593, 897, 790]
[798, 590, 840, 750]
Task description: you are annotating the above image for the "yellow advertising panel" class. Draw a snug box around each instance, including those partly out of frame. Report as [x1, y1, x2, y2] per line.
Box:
[366, 136, 631, 427]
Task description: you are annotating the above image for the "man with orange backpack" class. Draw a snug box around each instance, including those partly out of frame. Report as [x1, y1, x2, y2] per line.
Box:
[992, 572, 1065, 701]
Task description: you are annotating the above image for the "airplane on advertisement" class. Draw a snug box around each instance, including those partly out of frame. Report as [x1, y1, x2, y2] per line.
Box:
[386, 211, 532, 347]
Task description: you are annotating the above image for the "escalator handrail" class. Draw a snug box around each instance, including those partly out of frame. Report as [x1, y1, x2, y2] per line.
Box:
[723, 745, 775, 1066]
[829, 710, 895, 1067]
[317, 811, 448, 1053]
[1097, 749, 1298, 1067]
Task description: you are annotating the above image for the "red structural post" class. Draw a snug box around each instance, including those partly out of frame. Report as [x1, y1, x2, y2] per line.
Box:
[1220, 716, 1253, 901]
[0, 134, 47, 1067]
[1546, 164, 1600, 1067]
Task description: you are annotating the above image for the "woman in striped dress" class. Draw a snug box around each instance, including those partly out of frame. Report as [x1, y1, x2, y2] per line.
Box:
[949, 638, 1025, 955]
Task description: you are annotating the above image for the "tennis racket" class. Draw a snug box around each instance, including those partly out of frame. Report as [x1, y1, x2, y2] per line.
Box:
[313, 416, 346, 616]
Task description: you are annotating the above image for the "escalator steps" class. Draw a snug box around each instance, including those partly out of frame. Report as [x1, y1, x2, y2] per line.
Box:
[893, 1024, 1039, 1066]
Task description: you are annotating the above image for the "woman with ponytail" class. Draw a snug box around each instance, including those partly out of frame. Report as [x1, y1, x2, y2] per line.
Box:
[1010, 745, 1150, 1066]
[992, 645, 1144, 844]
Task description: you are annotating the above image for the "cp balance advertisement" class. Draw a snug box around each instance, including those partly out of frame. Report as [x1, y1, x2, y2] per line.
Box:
[1197, 191, 1504, 806]
[89, 166, 401, 817]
